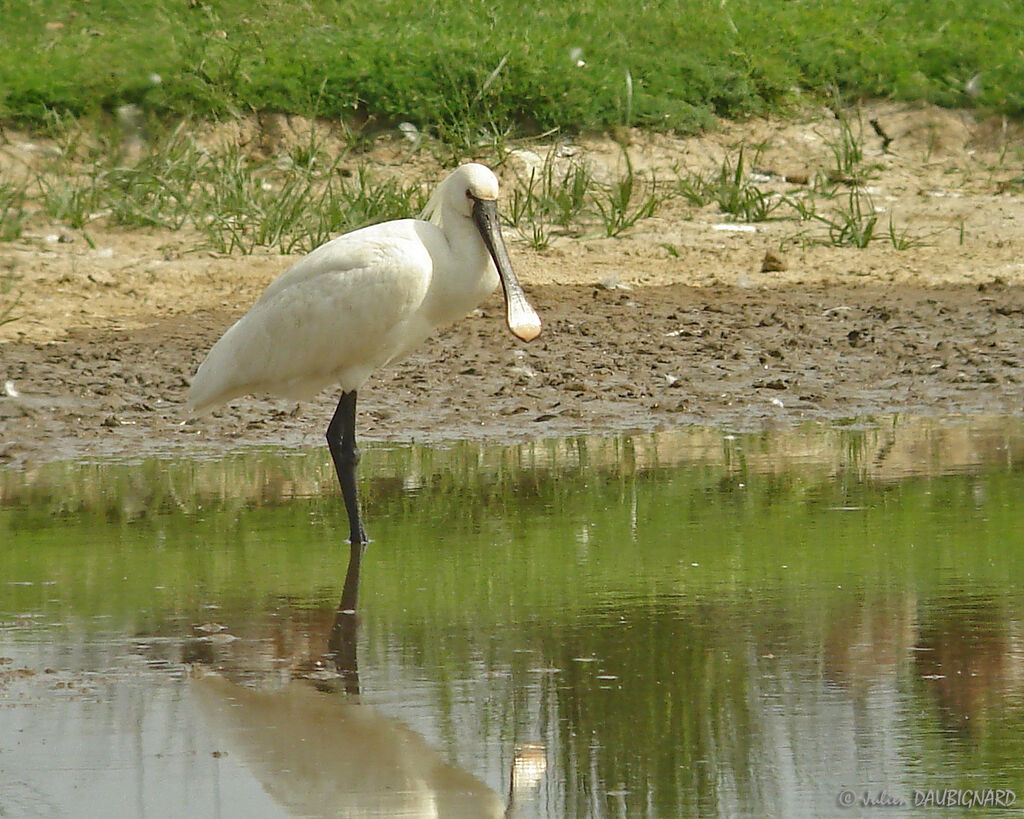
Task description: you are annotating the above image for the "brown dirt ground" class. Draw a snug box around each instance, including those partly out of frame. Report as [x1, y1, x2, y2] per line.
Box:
[1, 102, 1023, 469]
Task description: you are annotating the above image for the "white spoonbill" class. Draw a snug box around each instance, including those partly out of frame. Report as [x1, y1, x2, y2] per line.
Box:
[187, 163, 542, 544]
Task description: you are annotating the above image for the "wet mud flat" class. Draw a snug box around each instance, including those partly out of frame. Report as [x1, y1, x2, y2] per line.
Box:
[2, 280, 1023, 468]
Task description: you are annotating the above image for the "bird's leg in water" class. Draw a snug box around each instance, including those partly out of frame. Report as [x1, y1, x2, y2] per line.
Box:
[327, 391, 368, 544]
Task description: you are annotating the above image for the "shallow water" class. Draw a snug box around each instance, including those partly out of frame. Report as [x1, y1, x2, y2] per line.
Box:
[2, 416, 1024, 818]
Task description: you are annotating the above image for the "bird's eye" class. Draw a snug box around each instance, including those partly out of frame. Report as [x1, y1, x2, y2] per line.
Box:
[465, 188, 473, 199]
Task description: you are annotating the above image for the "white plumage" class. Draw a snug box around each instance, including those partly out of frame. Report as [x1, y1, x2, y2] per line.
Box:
[189, 163, 539, 413]
[187, 163, 541, 544]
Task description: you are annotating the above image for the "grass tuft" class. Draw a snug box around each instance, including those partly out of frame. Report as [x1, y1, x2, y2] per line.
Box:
[676, 146, 782, 222]
[816, 187, 880, 248]
[10, 116, 429, 255]
[503, 148, 664, 242]
[0, 180, 28, 241]
[591, 151, 661, 237]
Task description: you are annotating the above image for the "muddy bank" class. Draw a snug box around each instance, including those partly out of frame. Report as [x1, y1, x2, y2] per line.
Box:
[2, 281, 1022, 468]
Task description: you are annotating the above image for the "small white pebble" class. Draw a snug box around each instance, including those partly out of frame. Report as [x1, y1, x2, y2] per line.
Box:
[397, 122, 420, 144]
[712, 223, 757, 233]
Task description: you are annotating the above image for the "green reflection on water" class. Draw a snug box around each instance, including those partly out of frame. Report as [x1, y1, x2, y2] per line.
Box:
[2, 416, 1024, 818]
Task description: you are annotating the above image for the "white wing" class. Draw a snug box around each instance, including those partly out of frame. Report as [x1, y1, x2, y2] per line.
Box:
[188, 221, 439, 412]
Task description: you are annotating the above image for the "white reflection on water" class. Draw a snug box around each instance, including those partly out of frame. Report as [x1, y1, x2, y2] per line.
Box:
[192, 674, 505, 818]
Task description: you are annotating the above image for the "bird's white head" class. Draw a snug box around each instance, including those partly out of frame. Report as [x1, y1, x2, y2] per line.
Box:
[457, 162, 500, 205]
[422, 163, 500, 225]
[421, 163, 542, 344]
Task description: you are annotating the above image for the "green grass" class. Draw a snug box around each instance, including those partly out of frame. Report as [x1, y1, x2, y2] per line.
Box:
[0, 1, 1015, 255]
[503, 154, 593, 248]
[1, 0, 1021, 141]
[814, 186, 881, 248]
[590, 150, 662, 237]
[675, 145, 783, 222]
[502, 148, 664, 243]
[22, 119, 429, 254]
[4, 111, 938, 253]
[0, 179, 28, 241]
[0, 103, 945, 254]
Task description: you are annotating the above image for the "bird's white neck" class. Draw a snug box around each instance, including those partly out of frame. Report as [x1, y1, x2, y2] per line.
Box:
[428, 209, 500, 322]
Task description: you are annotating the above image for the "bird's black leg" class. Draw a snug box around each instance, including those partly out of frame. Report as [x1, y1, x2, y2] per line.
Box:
[326, 390, 367, 544]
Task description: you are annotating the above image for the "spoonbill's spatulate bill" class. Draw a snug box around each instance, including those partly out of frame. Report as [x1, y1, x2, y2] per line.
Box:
[187, 163, 541, 543]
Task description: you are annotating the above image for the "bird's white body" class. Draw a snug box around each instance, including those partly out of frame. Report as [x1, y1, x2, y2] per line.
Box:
[188, 164, 536, 414]
[188, 218, 494, 411]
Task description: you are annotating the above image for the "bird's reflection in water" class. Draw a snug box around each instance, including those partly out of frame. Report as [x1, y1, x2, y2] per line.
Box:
[326, 541, 366, 696]
[192, 542, 543, 818]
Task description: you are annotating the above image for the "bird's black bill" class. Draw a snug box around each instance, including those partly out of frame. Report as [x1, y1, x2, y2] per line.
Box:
[472, 198, 542, 342]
